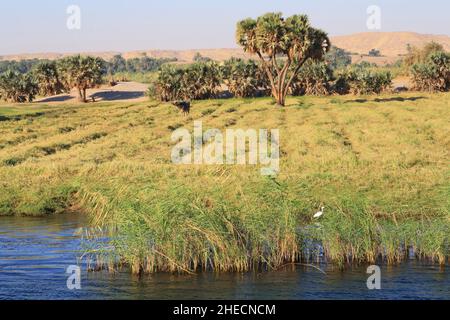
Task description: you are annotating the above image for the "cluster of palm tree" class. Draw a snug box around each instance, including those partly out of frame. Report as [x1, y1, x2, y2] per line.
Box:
[335, 66, 392, 95]
[221, 58, 269, 98]
[32, 61, 64, 96]
[152, 58, 273, 102]
[153, 56, 393, 102]
[290, 61, 332, 96]
[0, 55, 106, 103]
[152, 61, 222, 101]
[0, 70, 38, 103]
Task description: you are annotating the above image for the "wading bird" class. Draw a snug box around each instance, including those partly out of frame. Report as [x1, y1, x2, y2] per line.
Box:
[313, 206, 325, 219]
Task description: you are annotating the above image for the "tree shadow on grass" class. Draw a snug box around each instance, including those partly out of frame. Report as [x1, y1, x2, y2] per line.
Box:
[37, 95, 73, 103]
[345, 96, 428, 104]
[91, 91, 144, 101]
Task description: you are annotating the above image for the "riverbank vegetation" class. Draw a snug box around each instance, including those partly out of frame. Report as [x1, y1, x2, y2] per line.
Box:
[0, 92, 448, 271]
[0, 12, 449, 273]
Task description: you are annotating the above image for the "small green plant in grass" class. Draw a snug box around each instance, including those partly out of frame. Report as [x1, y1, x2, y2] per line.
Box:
[201, 108, 215, 116]
[167, 123, 183, 131]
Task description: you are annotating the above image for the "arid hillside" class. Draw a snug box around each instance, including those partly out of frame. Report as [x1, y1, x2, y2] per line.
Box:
[1, 32, 449, 63]
[332, 32, 450, 56]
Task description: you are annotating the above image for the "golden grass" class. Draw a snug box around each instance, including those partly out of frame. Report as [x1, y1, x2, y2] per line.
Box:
[0, 92, 449, 272]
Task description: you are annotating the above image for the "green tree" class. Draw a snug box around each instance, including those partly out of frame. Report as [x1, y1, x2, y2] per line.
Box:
[57, 55, 106, 102]
[236, 12, 330, 106]
[108, 54, 127, 74]
[325, 46, 352, 69]
[0, 70, 38, 103]
[32, 61, 63, 96]
[193, 52, 212, 63]
[368, 49, 381, 57]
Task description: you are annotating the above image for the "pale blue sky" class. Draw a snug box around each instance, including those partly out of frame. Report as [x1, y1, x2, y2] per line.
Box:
[0, 0, 448, 55]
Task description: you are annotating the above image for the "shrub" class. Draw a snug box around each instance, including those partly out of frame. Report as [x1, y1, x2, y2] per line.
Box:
[193, 52, 212, 63]
[32, 61, 64, 96]
[368, 49, 381, 57]
[290, 61, 332, 96]
[335, 66, 392, 95]
[404, 42, 444, 68]
[0, 70, 38, 103]
[411, 51, 450, 92]
[221, 58, 269, 98]
[153, 61, 222, 101]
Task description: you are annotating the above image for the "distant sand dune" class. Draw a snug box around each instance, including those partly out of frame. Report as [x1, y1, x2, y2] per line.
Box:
[2, 32, 449, 65]
[332, 32, 450, 56]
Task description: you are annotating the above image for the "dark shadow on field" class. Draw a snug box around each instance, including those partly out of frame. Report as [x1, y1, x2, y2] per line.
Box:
[91, 91, 144, 101]
[38, 95, 73, 103]
[374, 96, 427, 103]
[345, 96, 427, 104]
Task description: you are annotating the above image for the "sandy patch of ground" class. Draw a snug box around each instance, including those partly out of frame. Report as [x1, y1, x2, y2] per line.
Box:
[35, 81, 149, 104]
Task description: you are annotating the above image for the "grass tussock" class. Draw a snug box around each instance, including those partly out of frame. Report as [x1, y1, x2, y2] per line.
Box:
[0, 93, 449, 272]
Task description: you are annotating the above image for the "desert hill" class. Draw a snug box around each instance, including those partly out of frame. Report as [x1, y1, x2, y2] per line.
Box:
[1, 32, 449, 63]
[331, 32, 450, 57]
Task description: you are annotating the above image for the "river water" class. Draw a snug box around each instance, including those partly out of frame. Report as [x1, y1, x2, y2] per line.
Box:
[0, 214, 448, 300]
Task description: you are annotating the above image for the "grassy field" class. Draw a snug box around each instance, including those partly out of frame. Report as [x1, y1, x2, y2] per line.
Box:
[0, 92, 449, 272]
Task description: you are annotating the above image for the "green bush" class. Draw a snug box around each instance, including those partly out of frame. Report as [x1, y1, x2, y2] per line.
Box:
[290, 61, 332, 96]
[0, 70, 38, 103]
[411, 51, 450, 92]
[334, 66, 392, 95]
[153, 61, 222, 101]
[221, 58, 269, 98]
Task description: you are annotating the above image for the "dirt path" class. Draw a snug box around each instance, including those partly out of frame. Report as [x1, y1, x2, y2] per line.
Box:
[35, 82, 149, 104]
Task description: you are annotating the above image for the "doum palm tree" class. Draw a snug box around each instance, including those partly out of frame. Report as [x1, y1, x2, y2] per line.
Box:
[236, 13, 330, 106]
[57, 55, 105, 102]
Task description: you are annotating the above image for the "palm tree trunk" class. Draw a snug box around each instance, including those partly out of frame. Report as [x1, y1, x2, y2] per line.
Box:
[76, 88, 84, 102]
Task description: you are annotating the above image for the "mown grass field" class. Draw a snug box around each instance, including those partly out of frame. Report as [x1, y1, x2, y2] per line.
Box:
[0, 92, 449, 272]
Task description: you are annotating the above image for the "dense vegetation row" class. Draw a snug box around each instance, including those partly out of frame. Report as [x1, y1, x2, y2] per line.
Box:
[150, 41, 449, 103]
[0, 37, 448, 105]
[0, 55, 174, 103]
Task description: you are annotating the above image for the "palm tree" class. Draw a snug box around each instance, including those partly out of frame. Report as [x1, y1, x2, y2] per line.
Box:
[222, 58, 269, 97]
[57, 55, 106, 102]
[155, 62, 222, 101]
[236, 13, 330, 106]
[0, 70, 38, 103]
[32, 61, 63, 96]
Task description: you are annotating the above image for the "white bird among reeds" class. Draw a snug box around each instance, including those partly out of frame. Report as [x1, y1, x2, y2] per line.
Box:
[313, 206, 325, 219]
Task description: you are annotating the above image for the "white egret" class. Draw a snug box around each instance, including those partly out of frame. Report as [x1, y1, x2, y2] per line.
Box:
[313, 206, 325, 219]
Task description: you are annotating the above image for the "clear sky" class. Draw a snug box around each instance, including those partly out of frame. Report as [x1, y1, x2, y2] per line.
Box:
[0, 0, 448, 55]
